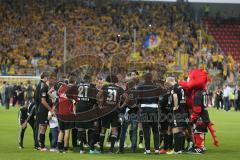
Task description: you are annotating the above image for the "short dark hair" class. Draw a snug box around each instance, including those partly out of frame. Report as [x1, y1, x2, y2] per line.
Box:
[40, 71, 50, 79]
[144, 72, 152, 83]
[69, 72, 77, 77]
[106, 74, 118, 83]
[83, 75, 91, 82]
[126, 80, 135, 90]
[68, 76, 76, 84]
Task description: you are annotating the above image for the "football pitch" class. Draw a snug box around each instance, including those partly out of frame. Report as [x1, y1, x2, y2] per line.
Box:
[0, 107, 240, 160]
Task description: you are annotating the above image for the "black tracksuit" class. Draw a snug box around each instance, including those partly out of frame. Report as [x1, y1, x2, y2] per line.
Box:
[137, 82, 159, 151]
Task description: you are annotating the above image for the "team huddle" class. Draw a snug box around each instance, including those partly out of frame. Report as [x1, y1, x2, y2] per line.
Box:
[18, 69, 218, 155]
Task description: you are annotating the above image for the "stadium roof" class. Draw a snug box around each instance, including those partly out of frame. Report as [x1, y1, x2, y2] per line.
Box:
[130, 0, 240, 4]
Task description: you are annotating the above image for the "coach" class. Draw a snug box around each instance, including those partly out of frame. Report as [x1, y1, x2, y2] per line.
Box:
[137, 72, 159, 154]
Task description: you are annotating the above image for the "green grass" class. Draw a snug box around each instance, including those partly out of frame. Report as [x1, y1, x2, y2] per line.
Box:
[0, 106, 240, 160]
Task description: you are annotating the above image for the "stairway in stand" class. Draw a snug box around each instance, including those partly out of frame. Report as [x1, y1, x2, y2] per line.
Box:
[203, 17, 240, 61]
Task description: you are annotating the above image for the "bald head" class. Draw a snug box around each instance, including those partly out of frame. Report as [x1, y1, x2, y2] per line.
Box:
[166, 77, 176, 86]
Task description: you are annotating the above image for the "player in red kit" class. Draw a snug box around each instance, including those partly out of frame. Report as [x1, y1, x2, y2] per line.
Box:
[57, 76, 78, 153]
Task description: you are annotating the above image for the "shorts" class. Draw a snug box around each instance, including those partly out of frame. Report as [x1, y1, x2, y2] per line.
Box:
[75, 121, 93, 129]
[101, 111, 120, 129]
[172, 120, 188, 128]
[171, 111, 189, 128]
[195, 122, 208, 133]
[160, 121, 169, 131]
[37, 111, 48, 125]
[194, 110, 209, 133]
[159, 111, 171, 131]
[58, 120, 75, 130]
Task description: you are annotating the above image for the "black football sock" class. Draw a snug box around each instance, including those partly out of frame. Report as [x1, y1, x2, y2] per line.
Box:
[79, 142, 84, 151]
[72, 128, 78, 147]
[110, 135, 117, 152]
[43, 134, 45, 147]
[95, 130, 100, 144]
[159, 133, 163, 147]
[107, 131, 111, 143]
[99, 133, 105, 152]
[163, 133, 168, 150]
[187, 136, 191, 143]
[64, 146, 68, 151]
[88, 129, 95, 151]
[19, 128, 25, 146]
[49, 132, 52, 148]
[82, 130, 87, 145]
[78, 130, 85, 151]
[186, 136, 193, 149]
[87, 130, 91, 145]
[139, 130, 143, 144]
[117, 127, 121, 141]
[168, 134, 173, 150]
[174, 132, 181, 152]
[57, 142, 63, 151]
[39, 134, 45, 148]
[180, 132, 185, 151]
[129, 130, 133, 142]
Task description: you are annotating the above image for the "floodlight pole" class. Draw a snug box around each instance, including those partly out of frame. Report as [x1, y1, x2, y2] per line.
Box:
[178, 51, 180, 66]
[133, 28, 136, 53]
[199, 30, 202, 50]
[64, 26, 67, 75]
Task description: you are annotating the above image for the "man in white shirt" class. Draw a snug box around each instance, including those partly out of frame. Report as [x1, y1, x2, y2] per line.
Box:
[223, 85, 231, 111]
[234, 85, 240, 111]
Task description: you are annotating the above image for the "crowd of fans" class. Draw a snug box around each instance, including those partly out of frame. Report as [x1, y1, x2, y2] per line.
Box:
[0, 0, 237, 77]
[0, 0, 239, 98]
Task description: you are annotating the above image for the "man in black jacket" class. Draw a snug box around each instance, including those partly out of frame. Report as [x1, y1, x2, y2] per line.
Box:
[137, 72, 159, 154]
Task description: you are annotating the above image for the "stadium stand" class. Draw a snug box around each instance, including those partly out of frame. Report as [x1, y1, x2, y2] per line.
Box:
[0, 0, 239, 85]
[204, 17, 240, 61]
